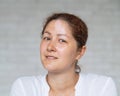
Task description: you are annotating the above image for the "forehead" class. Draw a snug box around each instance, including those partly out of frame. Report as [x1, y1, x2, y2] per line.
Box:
[44, 19, 73, 35]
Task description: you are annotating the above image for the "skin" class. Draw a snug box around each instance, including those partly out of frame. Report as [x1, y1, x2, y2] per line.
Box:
[40, 19, 86, 96]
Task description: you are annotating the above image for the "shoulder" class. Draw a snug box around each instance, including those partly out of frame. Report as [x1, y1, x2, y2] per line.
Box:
[80, 73, 118, 96]
[10, 75, 46, 96]
[81, 73, 112, 83]
[81, 73, 116, 88]
[12, 75, 42, 86]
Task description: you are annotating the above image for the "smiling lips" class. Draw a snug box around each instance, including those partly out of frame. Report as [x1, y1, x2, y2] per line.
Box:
[46, 55, 58, 60]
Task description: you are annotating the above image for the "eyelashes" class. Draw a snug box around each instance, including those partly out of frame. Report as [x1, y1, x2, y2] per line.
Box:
[59, 39, 66, 43]
[42, 36, 67, 43]
[43, 37, 51, 40]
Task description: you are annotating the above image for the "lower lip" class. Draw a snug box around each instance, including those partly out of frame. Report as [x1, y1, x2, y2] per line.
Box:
[46, 56, 57, 60]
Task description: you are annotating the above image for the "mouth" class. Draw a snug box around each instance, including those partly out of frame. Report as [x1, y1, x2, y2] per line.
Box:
[45, 55, 58, 60]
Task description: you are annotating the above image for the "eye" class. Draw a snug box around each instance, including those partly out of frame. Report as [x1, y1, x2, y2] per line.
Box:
[59, 39, 67, 43]
[42, 37, 51, 41]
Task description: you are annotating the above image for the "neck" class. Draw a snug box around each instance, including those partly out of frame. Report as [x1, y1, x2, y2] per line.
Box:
[47, 71, 79, 92]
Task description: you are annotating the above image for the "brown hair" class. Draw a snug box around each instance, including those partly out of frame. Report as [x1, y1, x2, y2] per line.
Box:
[42, 13, 88, 49]
[41, 13, 88, 73]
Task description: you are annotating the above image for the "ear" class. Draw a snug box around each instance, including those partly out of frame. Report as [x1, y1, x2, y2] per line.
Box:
[76, 46, 86, 60]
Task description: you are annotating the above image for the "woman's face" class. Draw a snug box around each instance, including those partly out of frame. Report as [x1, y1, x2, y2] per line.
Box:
[40, 19, 81, 73]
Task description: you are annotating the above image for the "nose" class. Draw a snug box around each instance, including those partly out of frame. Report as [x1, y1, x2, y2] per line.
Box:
[47, 40, 56, 52]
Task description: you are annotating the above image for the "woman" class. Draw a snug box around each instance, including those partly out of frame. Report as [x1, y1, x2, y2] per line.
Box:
[10, 13, 117, 96]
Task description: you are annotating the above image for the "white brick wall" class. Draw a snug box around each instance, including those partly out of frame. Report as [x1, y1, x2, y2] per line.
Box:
[0, 0, 120, 96]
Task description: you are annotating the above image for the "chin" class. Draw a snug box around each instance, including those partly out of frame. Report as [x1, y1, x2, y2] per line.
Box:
[44, 64, 60, 73]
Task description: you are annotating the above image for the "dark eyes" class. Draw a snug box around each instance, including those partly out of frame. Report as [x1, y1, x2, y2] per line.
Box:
[59, 39, 66, 43]
[42, 36, 67, 43]
[43, 37, 51, 40]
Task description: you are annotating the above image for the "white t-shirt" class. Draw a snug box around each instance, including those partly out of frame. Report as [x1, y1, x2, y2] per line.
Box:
[10, 73, 118, 96]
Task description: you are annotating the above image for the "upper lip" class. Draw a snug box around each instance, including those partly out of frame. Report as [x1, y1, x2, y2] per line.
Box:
[45, 55, 58, 59]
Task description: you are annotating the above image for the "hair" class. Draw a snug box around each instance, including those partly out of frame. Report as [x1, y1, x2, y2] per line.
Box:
[41, 13, 88, 73]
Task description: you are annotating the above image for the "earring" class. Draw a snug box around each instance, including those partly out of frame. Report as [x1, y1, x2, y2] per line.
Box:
[75, 60, 81, 73]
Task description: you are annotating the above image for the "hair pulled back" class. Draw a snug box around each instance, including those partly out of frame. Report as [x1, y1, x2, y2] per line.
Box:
[41, 13, 88, 73]
[42, 13, 88, 48]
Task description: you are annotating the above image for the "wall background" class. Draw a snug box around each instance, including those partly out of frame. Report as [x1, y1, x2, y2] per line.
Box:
[0, 0, 120, 96]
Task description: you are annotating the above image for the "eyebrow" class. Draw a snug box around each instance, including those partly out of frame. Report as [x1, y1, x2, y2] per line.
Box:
[43, 31, 70, 38]
[44, 31, 51, 35]
[57, 34, 70, 38]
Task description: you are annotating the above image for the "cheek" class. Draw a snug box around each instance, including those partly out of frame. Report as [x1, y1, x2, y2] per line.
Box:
[40, 42, 46, 55]
[57, 45, 77, 59]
